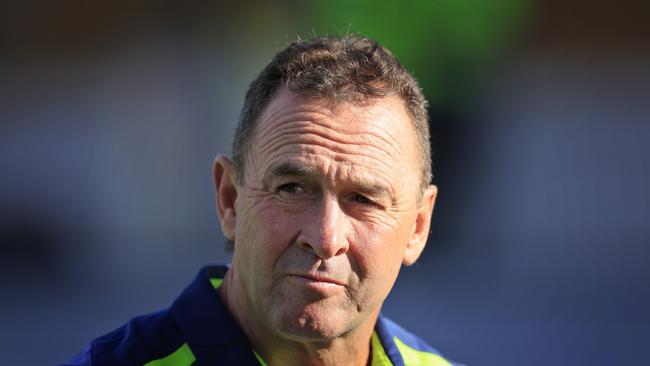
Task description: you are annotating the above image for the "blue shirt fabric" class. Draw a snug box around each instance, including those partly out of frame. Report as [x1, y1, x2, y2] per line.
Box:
[62, 265, 461, 366]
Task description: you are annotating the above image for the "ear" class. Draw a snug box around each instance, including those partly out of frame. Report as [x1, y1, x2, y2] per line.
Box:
[403, 185, 438, 266]
[213, 155, 238, 241]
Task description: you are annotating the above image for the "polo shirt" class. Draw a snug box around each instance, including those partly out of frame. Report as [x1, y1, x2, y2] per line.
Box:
[63, 265, 460, 366]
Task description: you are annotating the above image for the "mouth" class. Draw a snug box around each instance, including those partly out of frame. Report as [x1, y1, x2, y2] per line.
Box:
[286, 273, 347, 293]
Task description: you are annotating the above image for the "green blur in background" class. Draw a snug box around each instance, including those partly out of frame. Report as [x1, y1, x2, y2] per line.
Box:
[195, 0, 531, 106]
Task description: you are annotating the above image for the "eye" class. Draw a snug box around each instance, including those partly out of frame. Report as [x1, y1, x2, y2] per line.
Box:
[277, 182, 304, 194]
[352, 193, 374, 205]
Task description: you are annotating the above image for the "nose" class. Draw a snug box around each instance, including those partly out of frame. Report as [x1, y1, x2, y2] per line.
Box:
[296, 194, 350, 259]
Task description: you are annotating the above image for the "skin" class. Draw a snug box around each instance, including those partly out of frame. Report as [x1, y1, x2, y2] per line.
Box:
[213, 87, 438, 366]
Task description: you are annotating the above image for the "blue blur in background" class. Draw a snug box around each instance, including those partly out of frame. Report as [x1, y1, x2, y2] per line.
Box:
[1, 1, 649, 365]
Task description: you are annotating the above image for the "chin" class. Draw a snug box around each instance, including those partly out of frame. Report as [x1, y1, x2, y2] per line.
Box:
[272, 303, 351, 342]
[278, 321, 342, 342]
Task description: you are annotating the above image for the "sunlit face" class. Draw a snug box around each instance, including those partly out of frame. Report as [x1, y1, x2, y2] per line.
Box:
[228, 88, 433, 342]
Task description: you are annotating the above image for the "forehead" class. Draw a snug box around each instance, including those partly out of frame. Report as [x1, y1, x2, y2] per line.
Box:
[247, 88, 419, 188]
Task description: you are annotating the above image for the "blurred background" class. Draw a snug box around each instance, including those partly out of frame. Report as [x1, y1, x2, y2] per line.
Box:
[1, 1, 649, 365]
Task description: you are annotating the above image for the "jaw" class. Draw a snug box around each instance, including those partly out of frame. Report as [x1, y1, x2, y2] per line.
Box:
[264, 285, 381, 344]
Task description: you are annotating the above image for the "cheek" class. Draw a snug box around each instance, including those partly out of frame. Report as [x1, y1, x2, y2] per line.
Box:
[237, 201, 298, 263]
[350, 220, 406, 284]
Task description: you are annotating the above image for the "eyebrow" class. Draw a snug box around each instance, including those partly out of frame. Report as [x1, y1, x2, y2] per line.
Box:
[266, 162, 392, 198]
[355, 184, 391, 197]
[270, 162, 320, 177]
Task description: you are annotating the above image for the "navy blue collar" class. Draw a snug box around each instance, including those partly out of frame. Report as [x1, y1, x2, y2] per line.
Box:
[171, 265, 260, 365]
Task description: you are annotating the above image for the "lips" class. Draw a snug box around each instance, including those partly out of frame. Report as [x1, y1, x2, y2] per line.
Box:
[287, 273, 346, 287]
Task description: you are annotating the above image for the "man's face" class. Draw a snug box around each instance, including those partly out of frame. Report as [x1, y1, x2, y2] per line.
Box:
[227, 88, 435, 341]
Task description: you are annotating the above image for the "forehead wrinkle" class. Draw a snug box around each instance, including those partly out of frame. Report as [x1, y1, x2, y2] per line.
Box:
[258, 128, 399, 168]
[254, 119, 402, 175]
[252, 97, 334, 141]
[254, 89, 414, 152]
[254, 100, 409, 164]
[308, 109, 402, 153]
[257, 109, 401, 154]
[254, 111, 325, 145]
[258, 137, 396, 177]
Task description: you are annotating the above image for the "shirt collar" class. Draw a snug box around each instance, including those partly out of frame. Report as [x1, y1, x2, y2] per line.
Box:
[170, 265, 259, 365]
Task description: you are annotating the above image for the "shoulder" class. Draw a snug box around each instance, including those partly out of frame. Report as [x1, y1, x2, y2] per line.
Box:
[62, 308, 188, 366]
[60, 265, 253, 366]
[375, 315, 465, 366]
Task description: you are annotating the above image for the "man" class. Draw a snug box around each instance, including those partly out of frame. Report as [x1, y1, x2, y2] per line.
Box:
[64, 35, 461, 366]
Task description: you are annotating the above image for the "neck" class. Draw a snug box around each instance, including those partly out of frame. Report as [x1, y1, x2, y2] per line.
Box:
[218, 268, 377, 366]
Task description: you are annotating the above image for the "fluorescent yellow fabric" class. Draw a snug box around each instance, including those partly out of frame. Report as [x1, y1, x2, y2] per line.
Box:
[143, 342, 196, 366]
[394, 337, 453, 366]
[209, 278, 223, 289]
[253, 349, 268, 366]
[371, 331, 393, 366]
